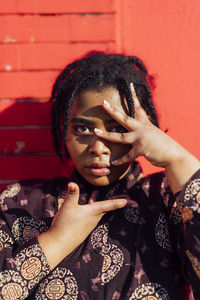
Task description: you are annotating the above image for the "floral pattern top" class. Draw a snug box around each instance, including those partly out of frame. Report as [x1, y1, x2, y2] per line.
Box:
[0, 162, 200, 300]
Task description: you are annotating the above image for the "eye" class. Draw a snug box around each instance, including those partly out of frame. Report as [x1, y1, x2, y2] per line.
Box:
[73, 125, 91, 135]
[110, 125, 128, 133]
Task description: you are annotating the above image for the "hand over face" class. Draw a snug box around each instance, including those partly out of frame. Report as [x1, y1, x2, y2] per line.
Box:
[94, 83, 185, 168]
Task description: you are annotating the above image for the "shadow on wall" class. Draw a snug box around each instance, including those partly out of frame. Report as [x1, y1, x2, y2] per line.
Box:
[0, 99, 74, 191]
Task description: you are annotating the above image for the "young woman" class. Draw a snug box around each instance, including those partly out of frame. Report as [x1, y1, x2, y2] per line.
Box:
[0, 53, 200, 299]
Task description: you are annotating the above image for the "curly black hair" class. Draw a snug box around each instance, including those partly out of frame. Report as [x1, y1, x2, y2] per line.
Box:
[50, 52, 159, 159]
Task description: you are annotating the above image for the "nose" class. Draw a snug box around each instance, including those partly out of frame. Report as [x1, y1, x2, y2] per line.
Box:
[88, 135, 110, 156]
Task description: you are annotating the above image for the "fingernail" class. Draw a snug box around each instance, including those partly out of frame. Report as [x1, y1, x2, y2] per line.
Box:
[127, 200, 138, 208]
[103, 100, 111, 108]
[68, 183, 75, 192]
[111, 159, 118, 165]
[88, 199, 94, 204]
[94, 128, 103, 134]
[130, 82, 135, 92]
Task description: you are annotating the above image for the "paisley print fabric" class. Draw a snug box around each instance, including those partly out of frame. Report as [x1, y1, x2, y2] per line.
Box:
[0, 163, 200, 299]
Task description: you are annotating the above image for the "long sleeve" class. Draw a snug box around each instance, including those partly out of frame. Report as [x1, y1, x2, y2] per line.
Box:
[0, 182, 53, 299]
[0, 238, 50, 299]
[170, 169, 200, 299]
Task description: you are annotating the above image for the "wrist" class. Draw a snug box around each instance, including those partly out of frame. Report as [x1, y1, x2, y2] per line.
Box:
[165, 147, 200, 194]
[38, 230, 70, 270]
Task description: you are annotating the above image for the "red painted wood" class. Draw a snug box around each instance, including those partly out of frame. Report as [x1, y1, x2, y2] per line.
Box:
[18, 0, 115, 14]
[0, 128, 54, 153]
[0, 71, 58, 98]
[0, 43, 116, 71]
[0, 0, 18, 14]
[0, 0, 115, 14]
[0, 100, 52, 126]
[0, 155, 74, 180]
[1, 0, 199, 181]
[0, 44, 20, 71]
[21, 43, 116, 70]
[0, 15, 115, 44]
[122, 0, 200, 164]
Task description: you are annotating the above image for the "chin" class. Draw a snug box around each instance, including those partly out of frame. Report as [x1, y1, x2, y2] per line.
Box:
[85, 175, 112, 186]
[83, 172, 127, 186]
[80, 166, 131, 186]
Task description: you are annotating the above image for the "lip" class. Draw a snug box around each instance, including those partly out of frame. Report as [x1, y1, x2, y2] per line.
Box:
[86, 162, 110, 168]
[85, 162, 111, 177]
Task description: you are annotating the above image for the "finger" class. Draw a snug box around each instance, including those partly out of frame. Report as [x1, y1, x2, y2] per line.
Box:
[92, 198, 127, 214]
[130, 83, 152, 123]
[94, 128, 137, 144]
[130, 82, 140, 108]
[88, 199, 94, 204]
[64, 182, 80, 207]
[130, 82, 152, 124]
[88, 190, 99, 204]
[112, 148, 137, 166]
[126, 199, 139, 208]
[102, 100, 137, 130]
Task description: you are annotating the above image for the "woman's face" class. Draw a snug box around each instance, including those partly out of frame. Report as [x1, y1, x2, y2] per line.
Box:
[65, 88, 132, 186]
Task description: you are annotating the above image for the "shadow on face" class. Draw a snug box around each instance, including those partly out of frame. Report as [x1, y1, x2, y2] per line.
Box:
[65, 88, 132, 186]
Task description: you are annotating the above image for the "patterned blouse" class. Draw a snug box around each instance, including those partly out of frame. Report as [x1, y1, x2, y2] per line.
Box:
[0, 162, 200, 300]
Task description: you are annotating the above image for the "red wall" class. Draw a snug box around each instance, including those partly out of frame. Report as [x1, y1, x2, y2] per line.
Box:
[1, 0, 200, 188]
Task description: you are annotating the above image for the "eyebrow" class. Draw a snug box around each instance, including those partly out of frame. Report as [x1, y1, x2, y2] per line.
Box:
[70, 117, 118, 125]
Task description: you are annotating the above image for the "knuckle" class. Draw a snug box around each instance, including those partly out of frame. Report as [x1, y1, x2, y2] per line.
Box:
[123, 114, 129, 124]
[134, 98, 140, 107]
[136, 97, 140, 105]
[93, 203, 101, 214]
[120, 132, 126, 141]
[112, 106, 119, 115]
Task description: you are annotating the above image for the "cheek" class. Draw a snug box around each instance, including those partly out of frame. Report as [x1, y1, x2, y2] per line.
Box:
[110, 143, 131, 157]
[65, 135, 86, 158]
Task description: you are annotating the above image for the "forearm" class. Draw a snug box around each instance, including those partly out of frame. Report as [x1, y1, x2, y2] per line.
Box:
[38, 230, 80, 270]
[0, 237, 50, 299]
[165, 145, 200, 194]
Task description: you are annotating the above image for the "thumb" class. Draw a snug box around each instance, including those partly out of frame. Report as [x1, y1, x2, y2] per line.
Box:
[64, 182, 80, 207]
